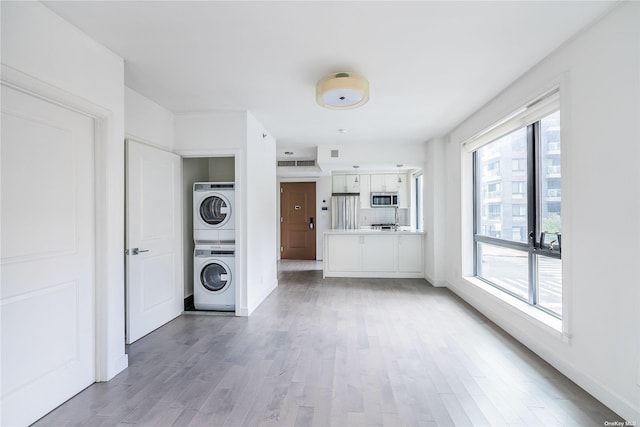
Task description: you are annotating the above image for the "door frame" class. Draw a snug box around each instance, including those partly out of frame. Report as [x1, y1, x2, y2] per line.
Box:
[1, 64, 128, 381]
[277, 177, 321, 261]
[175, 150, 243, 315]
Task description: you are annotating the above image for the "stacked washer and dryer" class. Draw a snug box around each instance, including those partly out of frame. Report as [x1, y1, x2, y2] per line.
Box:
[193, 182, 235, 311]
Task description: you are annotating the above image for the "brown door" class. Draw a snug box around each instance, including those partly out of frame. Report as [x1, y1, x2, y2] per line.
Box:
[280, 182, 316, 259]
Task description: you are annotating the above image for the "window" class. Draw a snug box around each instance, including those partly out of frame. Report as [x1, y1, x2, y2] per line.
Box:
[473, 108, 562, 318]
[512, 181, 526, 196]
[512, 204, 526, 217]
[415, 174, 423, 231]
[512, 158, 526, 172]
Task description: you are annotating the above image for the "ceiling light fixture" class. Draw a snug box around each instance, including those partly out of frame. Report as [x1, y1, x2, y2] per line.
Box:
[316, 72, 369, 110]
[396, 164, 403, 183]
[337, 128, 348, 134]
[284, 151, 294, 156]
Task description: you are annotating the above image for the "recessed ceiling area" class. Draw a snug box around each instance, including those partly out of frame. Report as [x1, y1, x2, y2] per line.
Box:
[44, 1, 615, 170]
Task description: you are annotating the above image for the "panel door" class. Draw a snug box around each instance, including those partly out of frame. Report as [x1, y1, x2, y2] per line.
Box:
[1, 85, 95, 426]
[281, 182, 316, 260]
[126, 140, 183, 344]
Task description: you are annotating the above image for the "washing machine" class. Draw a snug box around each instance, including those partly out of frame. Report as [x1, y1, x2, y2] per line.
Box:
[193, 182, 235, 243]
[194, 244, 235, 311]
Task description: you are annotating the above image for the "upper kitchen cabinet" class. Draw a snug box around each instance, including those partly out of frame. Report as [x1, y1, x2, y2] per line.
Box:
[370, 174, 400, 192]
[369, 173, 409, 208]
[332, 174, 360, 193]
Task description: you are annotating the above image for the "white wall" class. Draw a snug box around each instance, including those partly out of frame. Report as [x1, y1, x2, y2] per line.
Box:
[317, 141, 426, 172]
[1, 2, 127, 380]
[124, 87, 174, 151]
[423, 138, 445, 286]
[208, 157, 235, 182]
[175, 111, 278, 316]
[245, 112, 278, 314]
[174, 111, 246, 154]
[443, 2, 640, 421]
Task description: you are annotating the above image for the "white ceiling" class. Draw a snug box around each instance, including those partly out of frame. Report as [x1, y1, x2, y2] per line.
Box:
[45, 1, 615, 168]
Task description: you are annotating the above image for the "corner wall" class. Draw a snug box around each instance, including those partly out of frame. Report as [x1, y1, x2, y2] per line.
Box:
[1, 2, 127, 380]
[245, 112, 278, 314]
[124, 87, 174, 151]
[423, 138, 446, 286]
[444, 2, 640, 420]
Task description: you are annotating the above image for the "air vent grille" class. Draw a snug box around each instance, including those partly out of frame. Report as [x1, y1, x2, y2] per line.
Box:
[277, 160, 316, 167]
[331, 150, 339, 158]
[277, 160, 296, 167]
[296, 160, 316, 167]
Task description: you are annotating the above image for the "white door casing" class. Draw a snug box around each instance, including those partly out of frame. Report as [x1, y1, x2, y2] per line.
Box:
[1, 85, 96, 426]
[126, 139, 182, 344]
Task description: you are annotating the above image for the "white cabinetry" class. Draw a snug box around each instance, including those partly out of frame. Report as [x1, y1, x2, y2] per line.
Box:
[332, 174, 360, 193]
[370, 174, 400, 192]
[359, 175, 371, 208]
[398, 177, 409, 208]
[326, 234, 361, 272]
[369, 173, 409, 208]
[361, 235, 397, 272]
[324, 231, 424, 278]
[398, 234, 423, 272]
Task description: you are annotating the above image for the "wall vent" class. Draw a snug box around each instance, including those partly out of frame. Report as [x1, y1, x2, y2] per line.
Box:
[331, 150, 339, 158]
[277, 160, 316, 167]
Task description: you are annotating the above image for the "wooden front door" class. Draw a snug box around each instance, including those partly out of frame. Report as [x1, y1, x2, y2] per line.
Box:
[280, 182, 316, 260]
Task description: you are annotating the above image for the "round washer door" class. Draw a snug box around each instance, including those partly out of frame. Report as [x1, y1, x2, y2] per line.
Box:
[200, 261, 231, 292]
[199, 194, 231, 227]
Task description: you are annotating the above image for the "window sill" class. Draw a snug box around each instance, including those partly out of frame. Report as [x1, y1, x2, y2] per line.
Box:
[461, 276, 566, 341]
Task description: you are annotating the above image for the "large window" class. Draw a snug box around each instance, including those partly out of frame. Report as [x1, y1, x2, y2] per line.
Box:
[473, 110, 562, 318]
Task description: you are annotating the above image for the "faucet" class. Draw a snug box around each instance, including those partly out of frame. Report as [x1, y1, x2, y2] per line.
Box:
[394, 206, 399, 231]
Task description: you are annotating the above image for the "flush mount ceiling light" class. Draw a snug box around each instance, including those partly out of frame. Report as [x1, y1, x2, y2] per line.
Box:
[316, 72, 369, 110]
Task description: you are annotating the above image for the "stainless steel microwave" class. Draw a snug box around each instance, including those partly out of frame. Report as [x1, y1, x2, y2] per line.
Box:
[371, 192, 398, 207]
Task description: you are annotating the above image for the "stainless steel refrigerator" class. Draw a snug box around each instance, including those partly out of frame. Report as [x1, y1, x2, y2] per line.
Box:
[331, 194, 359, 229]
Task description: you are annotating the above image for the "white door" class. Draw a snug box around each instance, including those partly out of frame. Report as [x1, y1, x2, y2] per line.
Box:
[126, 140, 182, 344]
[1, 85, 95, 426]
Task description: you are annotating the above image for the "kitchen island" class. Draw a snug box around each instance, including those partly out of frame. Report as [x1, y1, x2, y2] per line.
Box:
[323, 229, 425, 278]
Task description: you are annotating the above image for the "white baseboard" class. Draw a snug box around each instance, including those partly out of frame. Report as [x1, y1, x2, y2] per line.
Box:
[445, 279, 640, 422]
[103, 354, 128, 382]
[424, 273, 447, 287]
[245, 279, 279, 316]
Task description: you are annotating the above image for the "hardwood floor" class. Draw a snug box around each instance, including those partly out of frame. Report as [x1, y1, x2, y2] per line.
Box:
[33, 262, 622, 426]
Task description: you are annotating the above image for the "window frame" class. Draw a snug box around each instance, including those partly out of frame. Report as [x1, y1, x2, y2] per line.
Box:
[473, 114, 561, 318]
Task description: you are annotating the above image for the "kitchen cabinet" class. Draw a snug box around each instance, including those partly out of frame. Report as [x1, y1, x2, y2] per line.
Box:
[324, 230, 424, 278]
[398, 234, 423, 272]
[361, 235, 396, 271]
[325, 234, 361, 272]
[359, 174, 371, 208]
[370, 174, 400, 192]
[332, 174, 360, 193]
[398, 177, 409, 208]
[369, 173, 409, 208]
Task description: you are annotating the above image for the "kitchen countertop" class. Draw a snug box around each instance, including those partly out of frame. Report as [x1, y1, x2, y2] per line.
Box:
[324, 229, 425, 235]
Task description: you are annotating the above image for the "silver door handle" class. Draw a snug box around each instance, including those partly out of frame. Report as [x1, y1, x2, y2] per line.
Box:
[129, 248, 149, 255]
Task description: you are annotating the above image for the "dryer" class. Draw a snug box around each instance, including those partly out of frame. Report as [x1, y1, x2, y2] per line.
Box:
[193, 182, 235, 243]
[194, 244, 235, 311]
